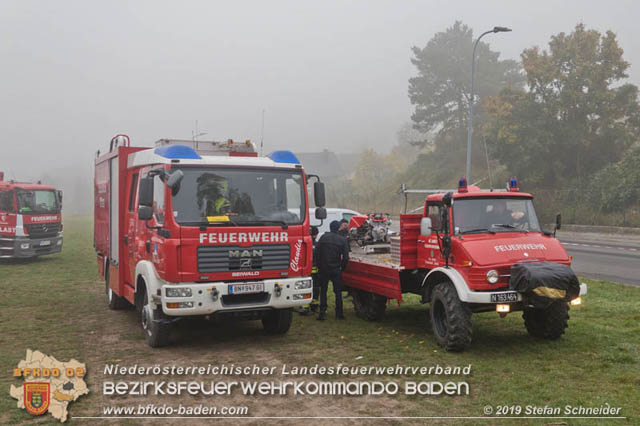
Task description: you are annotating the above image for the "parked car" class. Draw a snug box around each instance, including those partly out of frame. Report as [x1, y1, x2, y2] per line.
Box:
[309, 208, 361, 237]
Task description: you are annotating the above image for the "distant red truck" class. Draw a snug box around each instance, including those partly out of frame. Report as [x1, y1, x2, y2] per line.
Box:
[94, 135, 326, 347]
[344, 178, 587, 351]
[0, 171, 63, 259]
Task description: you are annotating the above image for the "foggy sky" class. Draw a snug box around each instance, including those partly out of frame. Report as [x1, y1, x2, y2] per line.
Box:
[2, 0, 640, 183]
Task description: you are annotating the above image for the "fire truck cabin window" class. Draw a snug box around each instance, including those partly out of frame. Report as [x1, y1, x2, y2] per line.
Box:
[170, 167, 306, 226]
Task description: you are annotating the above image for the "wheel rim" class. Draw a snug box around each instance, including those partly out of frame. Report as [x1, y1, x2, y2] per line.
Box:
[142, 305, 152, 335]
[432, 298, 448, 337]
[107, 287, 113, 303]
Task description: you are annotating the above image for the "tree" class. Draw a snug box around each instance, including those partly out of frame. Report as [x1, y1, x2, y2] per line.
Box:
[484, 24, 640, 187]
[409, 21, 523, 150]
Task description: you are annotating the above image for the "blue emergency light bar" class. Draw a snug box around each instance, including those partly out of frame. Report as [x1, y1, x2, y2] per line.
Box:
[458, 177, 468, 193]
[154, 145, 202, 160]
[509, 177, 519, 192]
[267, 150, 300, 164]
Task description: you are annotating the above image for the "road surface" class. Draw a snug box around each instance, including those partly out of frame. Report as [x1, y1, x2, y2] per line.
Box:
[557, 232, 640, 287]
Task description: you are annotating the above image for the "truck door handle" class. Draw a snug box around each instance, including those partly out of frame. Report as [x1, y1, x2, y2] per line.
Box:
[145, 241, 150, 253]
[123, 235, 128, 245]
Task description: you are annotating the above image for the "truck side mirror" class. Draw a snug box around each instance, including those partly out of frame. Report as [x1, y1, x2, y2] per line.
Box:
[138, 177, 154, 207]
[57, 190, 63, 206]
[420, 217, 432, 235]
[166, 169, 184, 196]
[555, 213, 562, 230]
[315, 207, 327, 220]
[314, 182, 326, 207]
[138, 205, 153, 221]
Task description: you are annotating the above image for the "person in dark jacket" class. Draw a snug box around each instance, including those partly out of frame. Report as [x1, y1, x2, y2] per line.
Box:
[317, 220, 349, 320]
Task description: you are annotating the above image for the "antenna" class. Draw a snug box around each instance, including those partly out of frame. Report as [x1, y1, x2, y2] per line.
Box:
[483, 136, 493, 190]
[260, 109, 265, 156]
[192, 120, 207, 151]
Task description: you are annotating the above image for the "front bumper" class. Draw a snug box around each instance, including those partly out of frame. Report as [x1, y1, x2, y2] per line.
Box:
[158, 276, 313, 316]
[463, 283, 587, 304]
[0, 235, 63, 258]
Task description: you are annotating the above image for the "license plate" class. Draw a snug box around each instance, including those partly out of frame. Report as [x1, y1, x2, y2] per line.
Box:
[40, 240, 51, 246]
[229, 283, 264, 295]
[491, 292, 518, 303]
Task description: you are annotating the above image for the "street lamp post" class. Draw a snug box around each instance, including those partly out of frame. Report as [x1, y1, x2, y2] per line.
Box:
[466, 26, 512, 181]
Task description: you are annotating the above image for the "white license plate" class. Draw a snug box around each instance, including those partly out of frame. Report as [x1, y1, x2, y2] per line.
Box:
[40, 240, 51, 246]
[491, 292, 518, 303]
[229, 283, 264, 295]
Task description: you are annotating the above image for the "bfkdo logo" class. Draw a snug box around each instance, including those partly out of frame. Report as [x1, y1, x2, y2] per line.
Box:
[24, 382, 50, 415]
[10, 350, 89, 422]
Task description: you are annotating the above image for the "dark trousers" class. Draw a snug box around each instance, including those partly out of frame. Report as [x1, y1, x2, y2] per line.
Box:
[319, 269, 344, 315]
[312, 273, 320, 301]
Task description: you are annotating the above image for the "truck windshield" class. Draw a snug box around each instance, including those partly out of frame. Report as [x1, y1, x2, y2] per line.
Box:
[453, 197, 541, 234]
[16, 189, 60, 214]
[171, 167, 306, 226]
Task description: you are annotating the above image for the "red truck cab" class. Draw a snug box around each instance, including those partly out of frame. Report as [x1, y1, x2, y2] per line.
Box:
[0, 172, 63, 259]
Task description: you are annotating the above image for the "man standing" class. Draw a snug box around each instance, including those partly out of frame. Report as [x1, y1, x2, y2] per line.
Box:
[317, 220, 349, 320]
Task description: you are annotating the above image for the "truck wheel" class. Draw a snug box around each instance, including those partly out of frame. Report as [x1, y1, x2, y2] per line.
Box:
[429, 282, 472, 352]
[262, 309, 293, 334]
[352, 289, 387, 321]
[523, 302, 569, 340]
[105, 266, 128, 310]
[141, 288, 171, 347]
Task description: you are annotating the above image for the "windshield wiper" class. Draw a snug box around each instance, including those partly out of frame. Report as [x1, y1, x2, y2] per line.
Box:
[237, 220, 289, 230]
[183, 218, 240, 227]
[461, 228, 495, 234]
[492, 223, 528, 233]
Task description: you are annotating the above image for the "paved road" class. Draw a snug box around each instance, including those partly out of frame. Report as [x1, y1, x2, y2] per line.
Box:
[558, 234, 640, 287]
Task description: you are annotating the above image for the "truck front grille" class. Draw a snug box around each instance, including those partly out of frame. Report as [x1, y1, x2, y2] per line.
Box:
[197, 244, 291, 273]
[25, 223, 60, 239]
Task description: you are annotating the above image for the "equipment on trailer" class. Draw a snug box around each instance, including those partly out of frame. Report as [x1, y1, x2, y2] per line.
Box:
[348, 213, 394, 253]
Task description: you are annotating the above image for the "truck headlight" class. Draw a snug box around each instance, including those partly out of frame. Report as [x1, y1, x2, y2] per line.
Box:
[294, 279, 312, 290]
[486, 270, 499, 284]
[166, 288, 192, 298]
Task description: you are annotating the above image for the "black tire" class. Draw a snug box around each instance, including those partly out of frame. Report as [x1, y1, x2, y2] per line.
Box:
[105, 264, 128, 310]
[352, 289, 387, 321]
[262, 309, 293, 334]
[523, 302, 569, 340]
[141, 288, 171, 347]
[429, 282, 472, 352]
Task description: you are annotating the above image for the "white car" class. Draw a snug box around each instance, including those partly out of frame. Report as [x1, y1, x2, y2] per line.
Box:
[310, 208, 361, 238]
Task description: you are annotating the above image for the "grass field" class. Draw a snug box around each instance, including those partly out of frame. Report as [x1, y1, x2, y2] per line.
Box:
[1, 216, 639, 425]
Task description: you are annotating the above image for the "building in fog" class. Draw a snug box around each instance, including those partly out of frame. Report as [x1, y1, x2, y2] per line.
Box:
[295, 149, 360, 180]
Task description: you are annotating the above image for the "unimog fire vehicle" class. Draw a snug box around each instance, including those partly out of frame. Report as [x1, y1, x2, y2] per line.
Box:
[94, 135, 326, 347]
[0, 171, 63, 258]
[343, 178, 587, 352]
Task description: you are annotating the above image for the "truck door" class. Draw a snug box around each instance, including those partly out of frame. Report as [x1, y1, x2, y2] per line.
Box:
[123, 173, 139, 285]
[418, 202, 444, 267]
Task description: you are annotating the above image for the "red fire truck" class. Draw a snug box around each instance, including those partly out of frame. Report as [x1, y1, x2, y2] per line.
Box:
[0, 171, 63, 258]
[94, 135, 326, 347]
[344, 178, 587, 352]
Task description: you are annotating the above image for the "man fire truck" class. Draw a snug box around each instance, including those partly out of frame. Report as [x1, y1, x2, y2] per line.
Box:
[343, 178, 587, 352]
[94, 135, 327, 347]
[0, 171, 63, 258]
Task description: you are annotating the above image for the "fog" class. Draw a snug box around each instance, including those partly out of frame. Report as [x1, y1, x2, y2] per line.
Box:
[2, 0, 640, 212]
